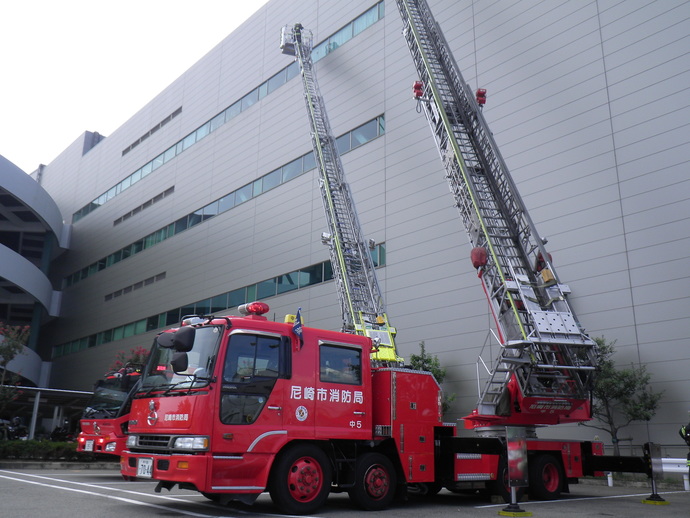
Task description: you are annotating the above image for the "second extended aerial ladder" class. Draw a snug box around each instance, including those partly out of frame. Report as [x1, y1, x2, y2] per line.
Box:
[280, 24, 401, 364]
[396, 0, 598, 429]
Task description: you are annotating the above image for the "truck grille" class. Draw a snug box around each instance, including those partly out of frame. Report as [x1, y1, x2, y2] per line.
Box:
[136, 434, 173, 450]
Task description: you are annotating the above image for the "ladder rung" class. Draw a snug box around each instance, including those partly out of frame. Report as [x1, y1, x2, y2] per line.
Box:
[535, 364, 596, 371]
[499, 358, 530, 365]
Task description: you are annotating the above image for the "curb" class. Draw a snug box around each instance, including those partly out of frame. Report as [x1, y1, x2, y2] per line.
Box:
[0, 460, 120, 470]
[578, 476, 685, 491]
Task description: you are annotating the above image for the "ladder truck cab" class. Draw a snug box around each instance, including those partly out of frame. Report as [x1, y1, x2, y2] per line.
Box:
[77, 364, 142, 455]
[121, 303, 445, 513]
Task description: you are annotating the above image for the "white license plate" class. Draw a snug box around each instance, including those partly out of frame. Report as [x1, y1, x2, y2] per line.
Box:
[137, 458, 153, 478]
[84, 440, 94, 452]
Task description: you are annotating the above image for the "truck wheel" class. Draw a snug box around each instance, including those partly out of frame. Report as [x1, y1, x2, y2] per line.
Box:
[529, 454, 563, 500]
[268, 444, 332, 515]
[348, 452, 397, 510]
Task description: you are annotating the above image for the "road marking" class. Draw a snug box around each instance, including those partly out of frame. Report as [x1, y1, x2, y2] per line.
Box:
[0, 469, 187, 502]
[476, 490, 688, 508]
[0, 472, 214, 517]
[0, 469, 319, 518]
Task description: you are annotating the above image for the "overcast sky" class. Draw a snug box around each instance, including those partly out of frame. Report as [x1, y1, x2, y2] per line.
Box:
[1, 0, 270, 174]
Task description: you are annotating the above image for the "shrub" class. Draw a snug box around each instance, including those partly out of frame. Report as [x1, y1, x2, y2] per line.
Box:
[0, 440, 78, 460]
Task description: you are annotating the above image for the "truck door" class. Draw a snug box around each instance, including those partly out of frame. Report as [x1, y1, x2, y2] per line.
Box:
[210, 330, 289, 488]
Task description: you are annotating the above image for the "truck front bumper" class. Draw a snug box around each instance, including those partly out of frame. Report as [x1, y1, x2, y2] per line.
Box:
[121, 450, 272, 497]
[121, 450, 210, 488]
[76, 433, 120, 454]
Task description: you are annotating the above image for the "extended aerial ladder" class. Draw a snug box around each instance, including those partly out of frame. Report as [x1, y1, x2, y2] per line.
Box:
[396, 0, 597, 428]
[280, 24, 401, 364]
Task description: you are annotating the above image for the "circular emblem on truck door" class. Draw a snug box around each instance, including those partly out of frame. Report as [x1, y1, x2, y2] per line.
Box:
[295, 405, 308, 422]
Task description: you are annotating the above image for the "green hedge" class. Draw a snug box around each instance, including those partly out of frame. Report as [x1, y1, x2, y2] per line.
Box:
[0, 440, 79, 460]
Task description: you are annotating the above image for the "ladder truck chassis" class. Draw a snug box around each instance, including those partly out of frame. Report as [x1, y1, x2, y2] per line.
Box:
[121, 304, 658, 514]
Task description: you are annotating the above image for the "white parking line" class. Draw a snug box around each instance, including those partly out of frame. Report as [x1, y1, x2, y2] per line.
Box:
[0, 469, 318, 518]
[0, 469, 190, 503]
[0, 472, 214, 517]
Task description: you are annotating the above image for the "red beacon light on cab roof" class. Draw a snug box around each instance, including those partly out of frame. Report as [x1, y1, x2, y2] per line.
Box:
[238, 301, 270, 317]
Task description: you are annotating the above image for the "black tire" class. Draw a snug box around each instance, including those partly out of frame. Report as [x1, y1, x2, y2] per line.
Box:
[528, 454, 564, 500]
[348, 452, 397, 511]
[268, 444, 332, 515]
[487, 455, 525, 503]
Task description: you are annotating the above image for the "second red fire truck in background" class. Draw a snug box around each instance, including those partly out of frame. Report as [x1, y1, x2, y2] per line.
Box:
[77, 365, 142, 456]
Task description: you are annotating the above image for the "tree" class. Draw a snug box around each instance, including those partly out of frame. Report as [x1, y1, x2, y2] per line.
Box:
[580, 337, 663, 456]
[408, 341, 456, 415]
[109, 346, 149, 372]
[0, 323, 30, 417]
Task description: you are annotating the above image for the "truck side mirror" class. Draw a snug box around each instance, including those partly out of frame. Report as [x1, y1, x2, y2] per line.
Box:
[157, 326, 195, 352]
[171, 352, 189, 373]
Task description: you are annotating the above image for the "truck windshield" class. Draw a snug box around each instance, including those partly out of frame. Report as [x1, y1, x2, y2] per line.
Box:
[82, 377, 133, 418]
[139, 325, 221, 392]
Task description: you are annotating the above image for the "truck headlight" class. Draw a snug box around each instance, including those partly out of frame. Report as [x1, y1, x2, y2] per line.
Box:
[105, 442, 117, 452]
[126, 435, 137, 447]
[173, 436, 209, 451]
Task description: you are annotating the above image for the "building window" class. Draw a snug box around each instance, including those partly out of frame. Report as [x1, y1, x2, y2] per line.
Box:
[64, 115, 385, 288]
[54, 245, 386, 359]
[73, 2, 385, 223]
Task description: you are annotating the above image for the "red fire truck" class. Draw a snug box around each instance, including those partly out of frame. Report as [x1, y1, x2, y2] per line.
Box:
[123, 1, 658, 513]
[77, 366, 141, 456]
[120, 302, 618, 514]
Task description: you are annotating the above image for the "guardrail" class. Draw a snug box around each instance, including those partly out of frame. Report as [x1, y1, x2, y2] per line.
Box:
[662, 457, 690, 490]
[607, 458, 689, 491]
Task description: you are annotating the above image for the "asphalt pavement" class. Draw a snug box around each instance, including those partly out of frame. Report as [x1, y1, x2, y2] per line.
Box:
[0, 463, 688, 518]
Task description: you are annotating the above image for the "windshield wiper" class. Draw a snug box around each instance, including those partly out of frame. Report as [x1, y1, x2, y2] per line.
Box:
[83, 407, 117, 419]
[137, 373, 212, 398]
[160, 374, 211, 396]
[137, 383, 167, 398]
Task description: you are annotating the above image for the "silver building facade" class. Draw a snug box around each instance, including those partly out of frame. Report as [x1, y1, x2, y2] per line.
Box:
[35, 1, 689, 453]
